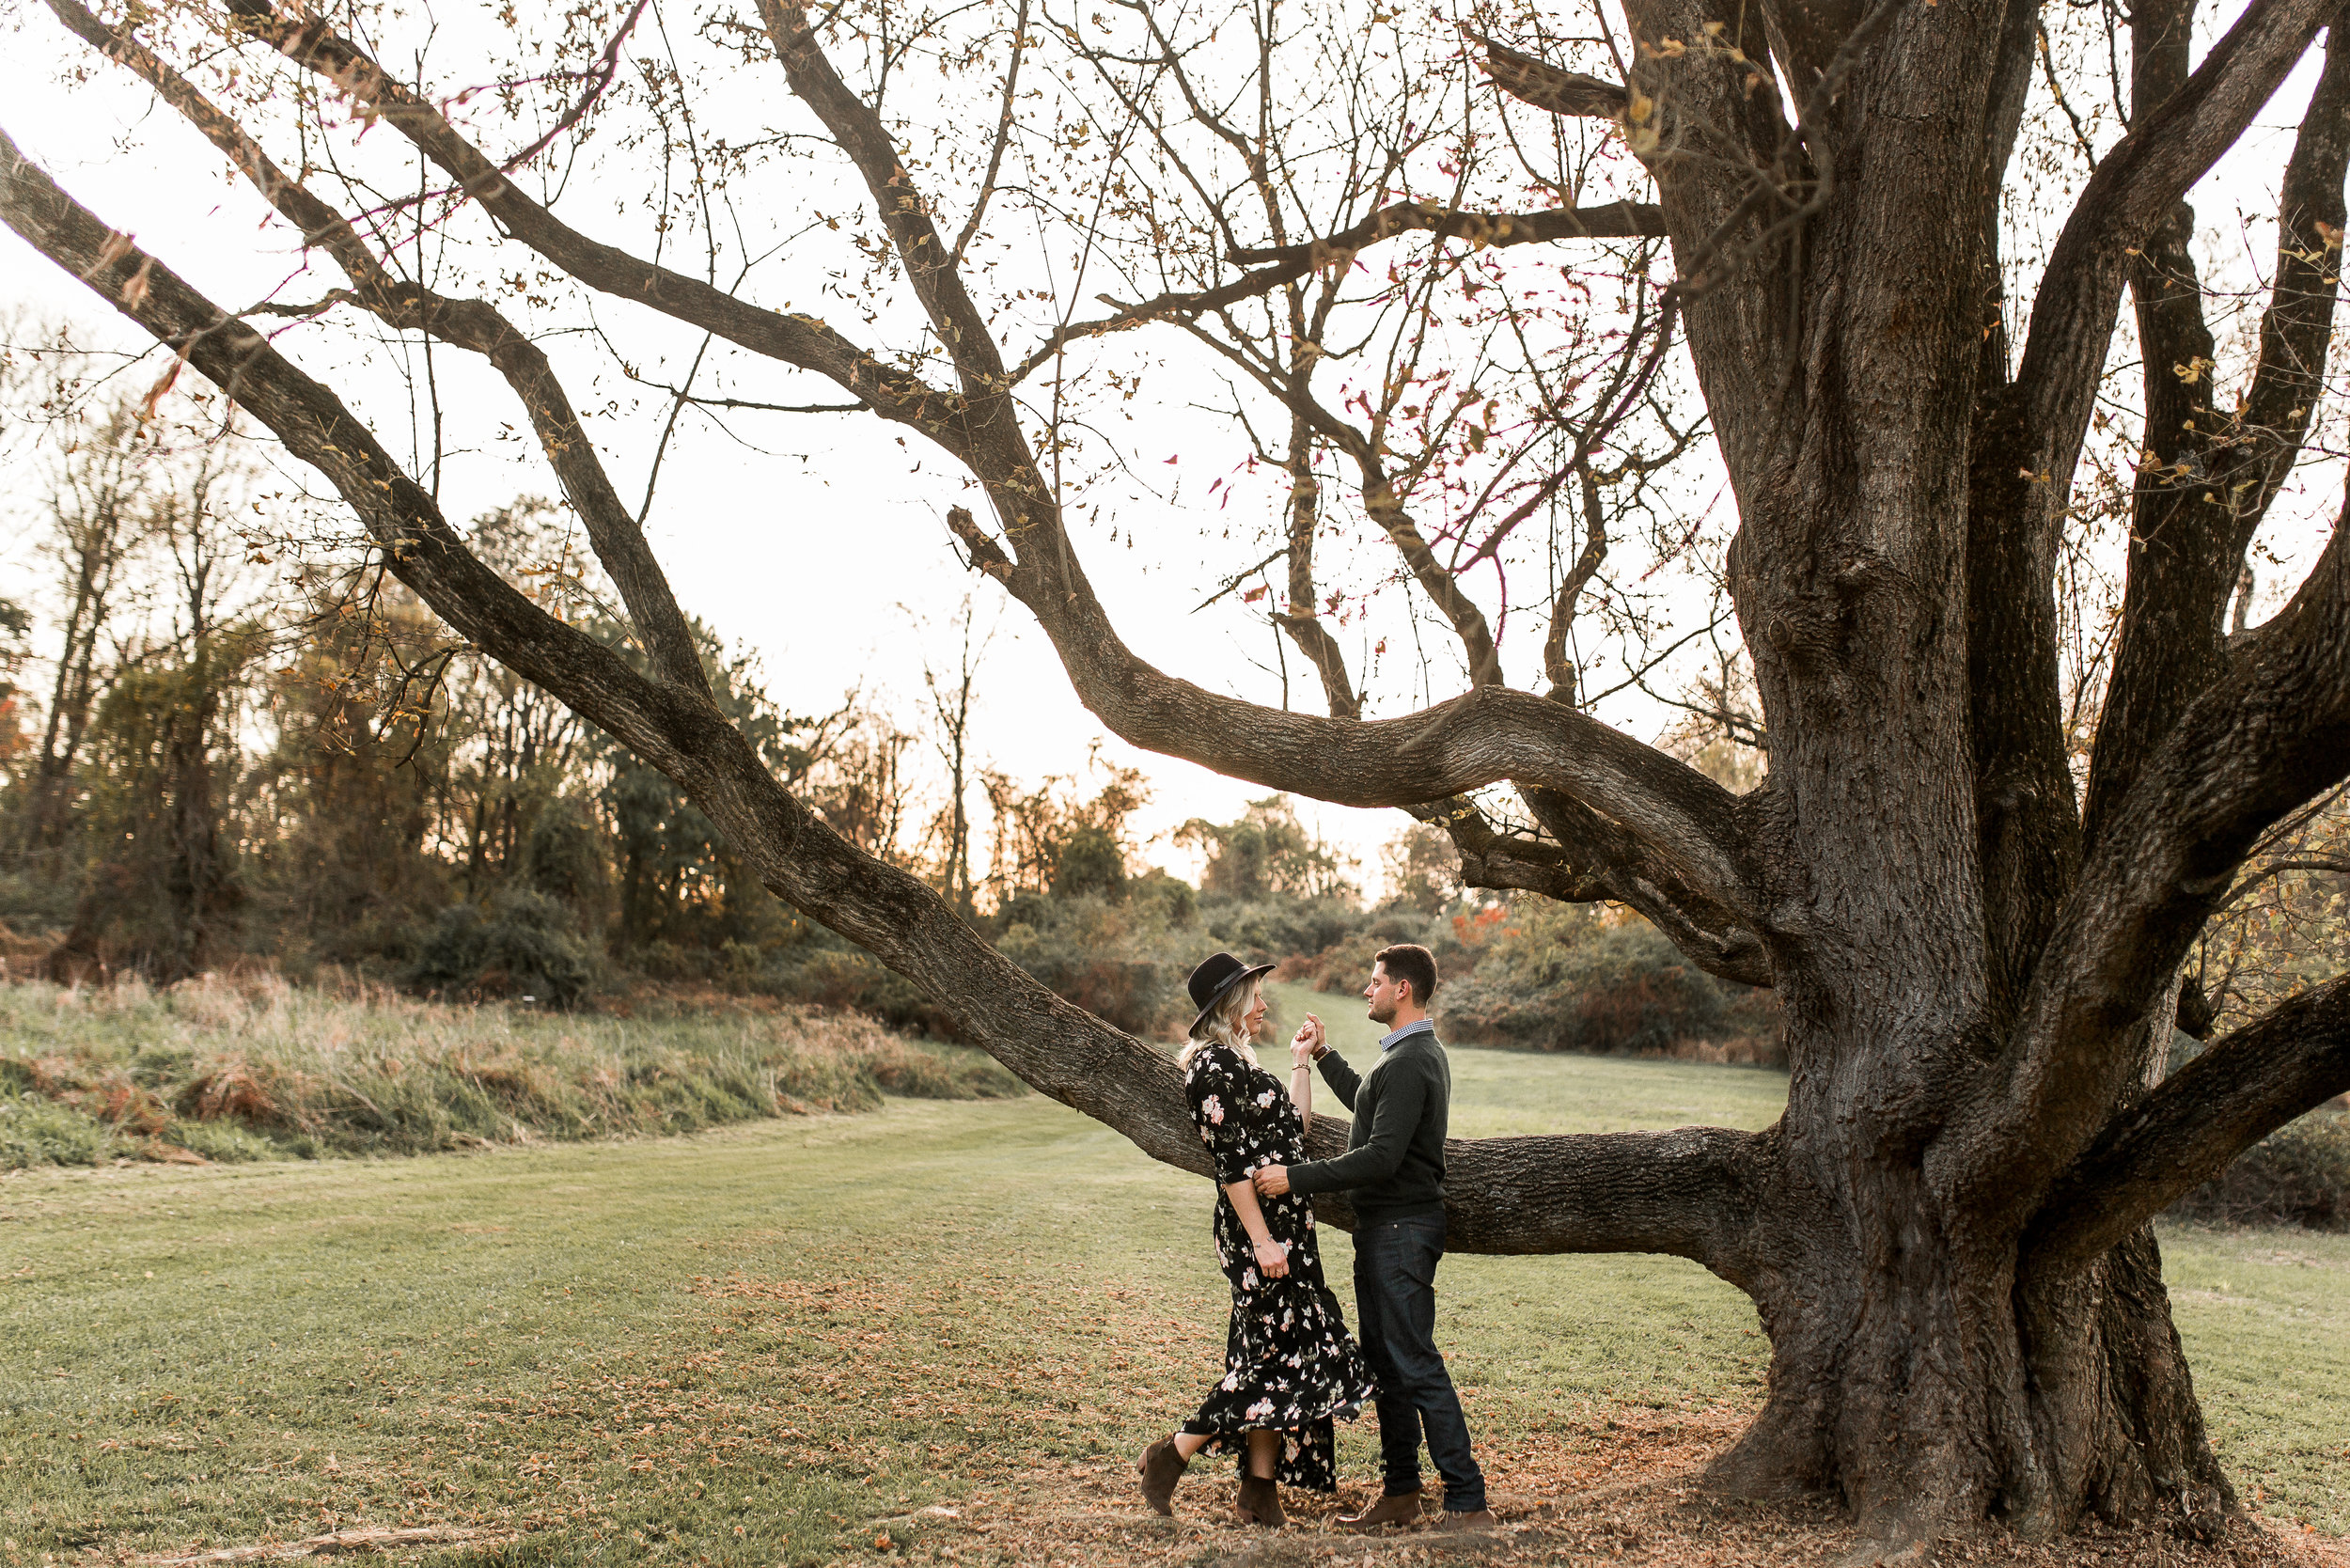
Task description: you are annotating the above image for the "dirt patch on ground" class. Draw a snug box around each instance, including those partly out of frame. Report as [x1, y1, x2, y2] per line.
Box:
[845, 1409, 2349, 1568]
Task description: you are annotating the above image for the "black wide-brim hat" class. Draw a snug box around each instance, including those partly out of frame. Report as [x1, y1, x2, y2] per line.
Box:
[1185, 950, 1276, 1041]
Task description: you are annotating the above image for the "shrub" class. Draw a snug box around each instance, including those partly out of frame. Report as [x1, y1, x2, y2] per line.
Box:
[994, 893, 1190, 1038]
[2172, 1112, 2350, 1230]
[407, 888, 599, 1008]
[0, 1090, 114, 1167]
[1199, 896, 1371, 965]
[166, 1117, 282, 1162]
[1276, 907, 1465, 996]
[760, 943, 947, 1035]
[1442, 904, 1778, 1061]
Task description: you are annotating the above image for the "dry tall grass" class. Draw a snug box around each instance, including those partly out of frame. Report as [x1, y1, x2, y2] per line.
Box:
[0, 973, 1021, 1167]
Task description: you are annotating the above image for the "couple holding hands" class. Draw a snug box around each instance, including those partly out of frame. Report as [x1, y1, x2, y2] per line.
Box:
[1135, 944, 1492, 1532]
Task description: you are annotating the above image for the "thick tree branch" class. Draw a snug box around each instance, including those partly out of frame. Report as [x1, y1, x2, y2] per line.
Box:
[2082, 24, 2350, 854]
[1516, 785, 1774, 986]
[950, 505, 1758, 916]
[1416, 785, 1775, 988]
[1590, 0, 1798, 467]
[1473, 35, 1630, 120]
[2028, 974, 2350, 1268]
[1965, 0, 2333, 1028]
[1961, 487, 2350, 1231]
[1433, 1124, 1777, 1279]
[39, 0, 712, 696]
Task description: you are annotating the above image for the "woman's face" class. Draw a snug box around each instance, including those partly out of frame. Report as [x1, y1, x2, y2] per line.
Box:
[1242, 982, 1268, 1041]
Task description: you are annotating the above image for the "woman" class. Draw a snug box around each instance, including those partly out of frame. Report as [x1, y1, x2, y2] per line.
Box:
[1136, 951, 1378, 1528]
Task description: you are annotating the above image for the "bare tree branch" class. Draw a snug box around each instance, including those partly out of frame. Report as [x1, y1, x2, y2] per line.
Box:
[40, 0, 713, 696]
[948, 0, 1029, 271]
[1273, 416, 1360, 719]
[2011, 0, 2335, 499]
[754, 0, 1008, 392]
[231, 5, 985, 461]
[946, 506, 1757, 912]
[1010, 199, 1665, 384]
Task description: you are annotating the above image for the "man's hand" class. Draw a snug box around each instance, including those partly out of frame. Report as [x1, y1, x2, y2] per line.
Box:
[1290, 1015, 1324, 1066]
[1254, 1164, 1292, 1197]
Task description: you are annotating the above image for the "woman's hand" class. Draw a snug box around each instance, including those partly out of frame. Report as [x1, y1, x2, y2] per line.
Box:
[1251, 1234, 1291, 1279]
[1290, 1014, 1324, 1067]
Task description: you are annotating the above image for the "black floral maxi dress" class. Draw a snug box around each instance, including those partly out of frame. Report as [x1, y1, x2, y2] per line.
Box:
[1179, 1041, 1380, 1490]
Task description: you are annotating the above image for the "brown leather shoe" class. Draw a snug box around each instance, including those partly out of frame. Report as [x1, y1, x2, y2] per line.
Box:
[1235, 1472, 1286, 1528]
[1336, 1490, 1424, 1531]
[1432, 1507, 1496, 1531]
[1136, 1436, 1187, 1516]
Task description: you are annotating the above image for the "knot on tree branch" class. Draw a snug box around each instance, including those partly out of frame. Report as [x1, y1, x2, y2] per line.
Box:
[946, 505, 1013, 579]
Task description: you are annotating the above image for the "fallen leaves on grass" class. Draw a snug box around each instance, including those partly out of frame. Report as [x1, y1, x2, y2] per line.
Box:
[809, 1409, 2350, 1568]
[127, 1525, 508, 1564]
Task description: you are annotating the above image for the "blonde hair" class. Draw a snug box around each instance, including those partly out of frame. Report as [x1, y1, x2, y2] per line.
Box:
[1177, 979, 1262, 1071]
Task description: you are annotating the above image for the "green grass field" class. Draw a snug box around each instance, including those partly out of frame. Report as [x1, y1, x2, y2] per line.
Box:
[2, 999, 2342, 1566]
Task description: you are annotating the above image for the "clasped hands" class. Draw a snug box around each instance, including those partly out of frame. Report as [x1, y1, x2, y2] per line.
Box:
[1252, 1013, 1324, 1203]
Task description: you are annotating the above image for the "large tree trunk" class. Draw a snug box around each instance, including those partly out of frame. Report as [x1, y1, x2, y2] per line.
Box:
[1701, 1104, 2232, 1545]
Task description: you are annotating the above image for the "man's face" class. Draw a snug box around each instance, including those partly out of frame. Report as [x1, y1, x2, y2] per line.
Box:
[1364, 962, 1411, 1025]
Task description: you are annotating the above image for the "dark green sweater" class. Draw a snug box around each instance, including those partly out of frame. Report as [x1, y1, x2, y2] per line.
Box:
[1288, 1028, 1449, 1222]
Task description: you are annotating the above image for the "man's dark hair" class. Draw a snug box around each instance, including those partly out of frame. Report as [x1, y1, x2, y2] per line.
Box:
[1374, 943, 1438, 1007]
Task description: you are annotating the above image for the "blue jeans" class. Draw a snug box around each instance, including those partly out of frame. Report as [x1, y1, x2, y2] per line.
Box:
[1353, 1211, 1486, 1512]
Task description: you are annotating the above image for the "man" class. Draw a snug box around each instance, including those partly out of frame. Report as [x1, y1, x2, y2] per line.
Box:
[1252, 944, 1493, 1531]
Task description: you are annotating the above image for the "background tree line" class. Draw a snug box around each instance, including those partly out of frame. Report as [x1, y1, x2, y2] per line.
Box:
[0, 369, 1804, 1059]
[0, 363, 2341, 1110]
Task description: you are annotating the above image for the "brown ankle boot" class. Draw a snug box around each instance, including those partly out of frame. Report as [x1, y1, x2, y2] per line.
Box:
[1336, 1489, 1424, 1531]
[1235, 1472, 1285, 1528]
[1136, 1436, 1187, 1516]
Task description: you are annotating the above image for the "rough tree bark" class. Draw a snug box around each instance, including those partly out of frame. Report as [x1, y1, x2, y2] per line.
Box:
[7, 0, 2350, 1552]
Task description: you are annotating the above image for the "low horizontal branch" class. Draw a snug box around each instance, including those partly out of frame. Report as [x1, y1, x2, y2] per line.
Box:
[1435, 1124, 1777, 1286]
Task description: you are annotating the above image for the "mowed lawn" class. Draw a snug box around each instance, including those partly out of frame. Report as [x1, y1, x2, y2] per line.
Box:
[1, 999, 2342, 1565]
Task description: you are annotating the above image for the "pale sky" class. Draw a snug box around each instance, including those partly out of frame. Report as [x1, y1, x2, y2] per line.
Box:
[0, 2, 2335, 898]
